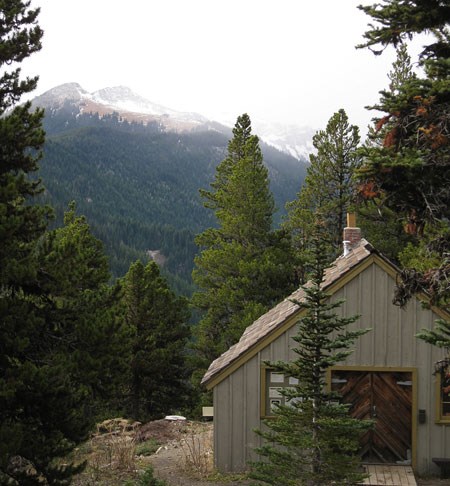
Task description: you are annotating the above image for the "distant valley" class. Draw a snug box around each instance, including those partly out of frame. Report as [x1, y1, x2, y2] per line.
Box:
[33, 83, 311, 294]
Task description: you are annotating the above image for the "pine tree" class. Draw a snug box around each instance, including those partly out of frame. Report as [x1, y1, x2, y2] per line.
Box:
[0, 4, 115, 482]
[0, 0, 48, 286]
[38, 203, 129, 418]
[356, 0, 450, 307]
[357, 0, 450, 56]
[356, 45, 417, 262]
[251, 224, 371, 485]
[192, 114, 298, 376]
[2, 198, 123, 484]
[121, 260, 191, 421]
[285, 109, 361, 271]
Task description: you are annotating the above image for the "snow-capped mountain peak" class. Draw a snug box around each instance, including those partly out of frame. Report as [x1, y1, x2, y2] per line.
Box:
[33, 82, 88, 106]
[251, 119, 315, 161]
[31, 83, 314, 160]
[31, 82, 210, 130]
[91, 85, 178, 117]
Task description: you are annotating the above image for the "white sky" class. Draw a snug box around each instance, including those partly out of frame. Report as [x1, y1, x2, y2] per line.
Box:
[23, 0, 426, 132]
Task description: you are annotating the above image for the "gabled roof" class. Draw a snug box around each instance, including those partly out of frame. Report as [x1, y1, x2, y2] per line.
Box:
[201, 239, 386, 389]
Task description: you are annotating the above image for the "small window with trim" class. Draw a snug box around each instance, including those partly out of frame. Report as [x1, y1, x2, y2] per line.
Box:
[261, 368, 299, 417]
[437, 364, 450, 422]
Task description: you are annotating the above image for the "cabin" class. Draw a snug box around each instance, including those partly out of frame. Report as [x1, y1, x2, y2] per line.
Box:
[201, 219, 450, 477]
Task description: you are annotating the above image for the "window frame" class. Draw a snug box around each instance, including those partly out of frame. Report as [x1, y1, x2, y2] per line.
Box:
[436, 371, 450, 424]
[260, 366, 299, 418]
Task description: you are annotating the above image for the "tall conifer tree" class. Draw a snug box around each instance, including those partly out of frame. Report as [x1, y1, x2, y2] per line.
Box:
[285, 109, 361, 271]
[121, 260, 191, 421]
[38, 203, 128, 418]
[356, 45, 416, 262]
[192, 114, 297, 376]
[0, 4, 111, 483]
[356, 0, 450, 308]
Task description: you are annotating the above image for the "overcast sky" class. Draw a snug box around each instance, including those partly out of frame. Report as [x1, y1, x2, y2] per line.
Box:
[23, 0, 425, 133]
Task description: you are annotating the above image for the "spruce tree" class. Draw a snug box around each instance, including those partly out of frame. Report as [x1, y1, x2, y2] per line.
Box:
[0, 0, 47, 286]
[356, 0, 450, 307]
[38, 203, 128, 418]
[251, 223, 370, 485]
[356, 45, 417, 262]
[121, 260, 191, 421]
[285, 109, 361, 271]
[0, 5, 114, 483]
[192, 114, 297, 376]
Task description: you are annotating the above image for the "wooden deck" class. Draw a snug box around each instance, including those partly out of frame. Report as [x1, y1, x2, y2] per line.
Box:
[361, 464, 417, 485]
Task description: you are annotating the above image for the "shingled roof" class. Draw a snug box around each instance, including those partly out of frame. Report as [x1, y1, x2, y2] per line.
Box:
[201, 238, 380, 387]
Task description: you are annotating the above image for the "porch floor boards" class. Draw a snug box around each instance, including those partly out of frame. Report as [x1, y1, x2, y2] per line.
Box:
[361, 464, 417, 486]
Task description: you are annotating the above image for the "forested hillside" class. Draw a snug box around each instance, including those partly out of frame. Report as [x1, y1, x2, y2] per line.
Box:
[38, 112, 307, 293]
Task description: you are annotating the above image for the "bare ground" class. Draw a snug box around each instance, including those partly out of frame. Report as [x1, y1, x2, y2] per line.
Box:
[71, 419, 250, 485]
[145, 420, 251, 486]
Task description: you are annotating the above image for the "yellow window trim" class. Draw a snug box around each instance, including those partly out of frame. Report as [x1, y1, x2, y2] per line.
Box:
[435, 373, 450, 424]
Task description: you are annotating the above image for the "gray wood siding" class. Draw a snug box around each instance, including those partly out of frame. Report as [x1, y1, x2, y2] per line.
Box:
[213, 261, 450, 474]
[214, 354, 261, 472]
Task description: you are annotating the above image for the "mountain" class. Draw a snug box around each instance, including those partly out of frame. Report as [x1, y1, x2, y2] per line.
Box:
[31, 83, 308, 294]
[32, 82, 223, 134]
[32, 83, 315, 160]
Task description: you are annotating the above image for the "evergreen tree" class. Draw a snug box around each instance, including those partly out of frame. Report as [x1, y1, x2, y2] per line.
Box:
[121, 260, 191, 421]
[0, 1, 85, 483]
[0, 4, 118, 482]
[285, 109, 361, 271]
[192, 114, 298, 376]
[356, 45, 417, 262]
[251, 224, 370, 485]
[357, 0, 450, 56]
[356, 0, 450, 307]
[38, 203, 129, 418]
[0, 0, 48, 286]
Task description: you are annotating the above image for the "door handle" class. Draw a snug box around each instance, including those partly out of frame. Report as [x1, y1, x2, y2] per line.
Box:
[372, 405, 377, 417]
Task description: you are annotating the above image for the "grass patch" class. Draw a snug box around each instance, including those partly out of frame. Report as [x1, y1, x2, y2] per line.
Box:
[206, 471, 250, 483]
[124, 465, 167, 486]
[135, 438, 160, 457]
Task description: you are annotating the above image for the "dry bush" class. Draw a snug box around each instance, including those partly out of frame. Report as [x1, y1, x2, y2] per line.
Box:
[179, 424, 213, 478]
[88, 418, 141, 473]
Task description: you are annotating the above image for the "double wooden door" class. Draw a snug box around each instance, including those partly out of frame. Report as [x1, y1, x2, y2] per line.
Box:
[331, 370, 412, 463]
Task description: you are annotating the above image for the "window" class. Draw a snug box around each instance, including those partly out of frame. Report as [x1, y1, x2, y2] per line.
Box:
[437, 367, 450, 423]
[261, 368, 299, 417]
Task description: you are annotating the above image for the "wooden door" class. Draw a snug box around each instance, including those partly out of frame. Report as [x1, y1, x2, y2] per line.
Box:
[331, 370, 412, 463]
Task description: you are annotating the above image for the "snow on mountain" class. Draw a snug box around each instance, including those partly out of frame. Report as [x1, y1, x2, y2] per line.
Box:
[32, 83, 208, 128]
[90, 86, 208, 124]
[91, 86, 175, 116]
[252, 119, 315, 162]
[32, 82, 88, 109]
[32, 83, 314, 161]
[204, 113, 315, 162]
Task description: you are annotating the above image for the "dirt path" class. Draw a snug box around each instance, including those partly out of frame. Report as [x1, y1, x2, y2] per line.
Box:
[145, 421, 251, 486]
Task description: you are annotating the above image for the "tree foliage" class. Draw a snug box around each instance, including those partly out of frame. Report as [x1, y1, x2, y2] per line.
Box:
[285, 109, 361, 272]
[192, 114, 298, 377]
[357, 0, 450, 56]
[120, 260, 191, 421]
[251, 224, 370, 485]
[356, 0, 450, 310]
[37, 203, 130, 418]
[0, 4, 127, 483]
[355, 45, 417, 262]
